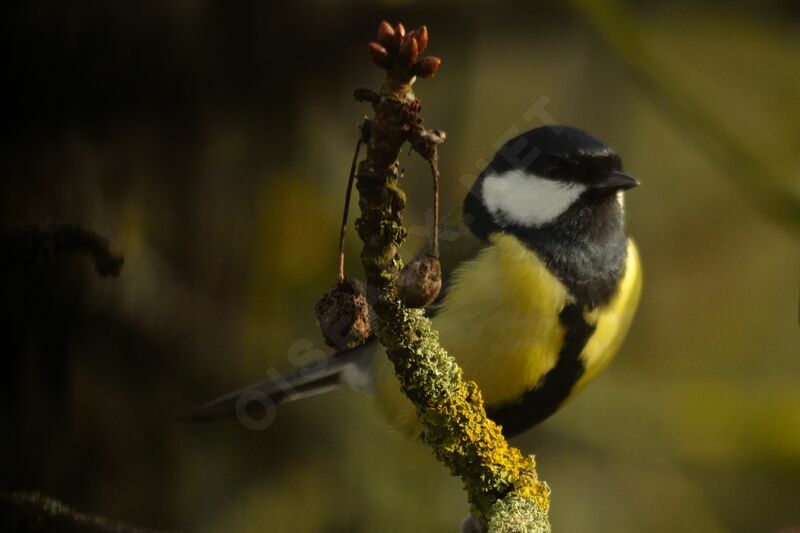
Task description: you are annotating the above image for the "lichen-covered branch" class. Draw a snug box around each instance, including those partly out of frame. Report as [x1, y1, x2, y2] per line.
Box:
[352, 22, 550, 531]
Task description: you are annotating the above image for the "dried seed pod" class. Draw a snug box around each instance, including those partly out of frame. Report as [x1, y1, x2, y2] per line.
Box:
[377, 20, 395, 47]
[395, 23, 406, 40]
[368, 42, 392, 70]
[396, 254, 442, 308]
[415, 26, 429, 52]
[399, 34, 420, 65]
[315, 278, 371, 351]
[411, 56, 441, 78]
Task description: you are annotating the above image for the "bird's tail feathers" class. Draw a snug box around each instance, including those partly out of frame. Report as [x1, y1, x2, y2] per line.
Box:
[182, 343, 374, 424]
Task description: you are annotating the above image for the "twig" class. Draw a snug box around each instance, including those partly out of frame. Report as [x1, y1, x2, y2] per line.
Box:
[353, 21, 550, 531]
[337, 138, 364, 284]
[0, 492, 168, 533]
[429, 151, 441, 257]
[0, 224, 124, 277]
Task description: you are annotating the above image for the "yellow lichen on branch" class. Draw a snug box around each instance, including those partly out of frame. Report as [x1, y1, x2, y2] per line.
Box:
[384, 306, 550, 517]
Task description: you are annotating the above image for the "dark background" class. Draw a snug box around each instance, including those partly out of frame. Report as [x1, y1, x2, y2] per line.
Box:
[2, 1, 799, 531]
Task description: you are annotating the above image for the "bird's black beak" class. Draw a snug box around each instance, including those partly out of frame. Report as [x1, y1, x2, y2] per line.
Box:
[592, 171, 640, 191]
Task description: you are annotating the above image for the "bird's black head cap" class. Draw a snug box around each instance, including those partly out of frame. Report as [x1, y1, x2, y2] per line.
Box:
[485, 126, 623, 184]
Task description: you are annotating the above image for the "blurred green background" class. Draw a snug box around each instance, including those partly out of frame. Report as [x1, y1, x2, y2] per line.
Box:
[2, 1, 799, 531]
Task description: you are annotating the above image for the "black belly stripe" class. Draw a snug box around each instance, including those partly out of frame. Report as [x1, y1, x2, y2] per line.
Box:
[486, 303, 596, 438]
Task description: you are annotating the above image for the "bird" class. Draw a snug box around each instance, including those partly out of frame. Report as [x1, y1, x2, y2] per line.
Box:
[185, 125, 642, 439]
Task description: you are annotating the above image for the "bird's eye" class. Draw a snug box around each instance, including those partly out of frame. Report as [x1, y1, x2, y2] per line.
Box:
[542, 155, 570, 177]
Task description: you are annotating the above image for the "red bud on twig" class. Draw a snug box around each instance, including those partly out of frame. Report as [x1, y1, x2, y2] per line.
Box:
[368, 42, 392, 70]
[412, 57, 441, 78]
[377, 20, 395, 47]
[416, 26, 429, 52]
[399, 35, 420, 65]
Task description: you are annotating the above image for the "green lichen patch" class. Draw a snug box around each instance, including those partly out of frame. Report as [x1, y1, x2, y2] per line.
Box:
[487, 494, 552, 533]
[376, 304, 550, 519]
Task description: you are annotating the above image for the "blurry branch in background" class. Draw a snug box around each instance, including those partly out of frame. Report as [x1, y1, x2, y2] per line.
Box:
[566, 0, 800, 235]
[0, 224, 124, 277]
[1, 225, 126, 529]
[316, 22, 550, 532]
[1, 492, 166, 533]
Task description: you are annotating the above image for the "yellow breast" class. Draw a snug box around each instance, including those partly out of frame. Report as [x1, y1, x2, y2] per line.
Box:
[374, 233, 642, 436]
[572, 239, 641, 397]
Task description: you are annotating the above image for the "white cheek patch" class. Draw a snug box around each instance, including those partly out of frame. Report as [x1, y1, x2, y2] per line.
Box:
[481, 169, 586, 227]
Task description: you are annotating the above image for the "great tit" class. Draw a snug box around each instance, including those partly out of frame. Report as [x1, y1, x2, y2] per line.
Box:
[187, 125, 642, 438]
